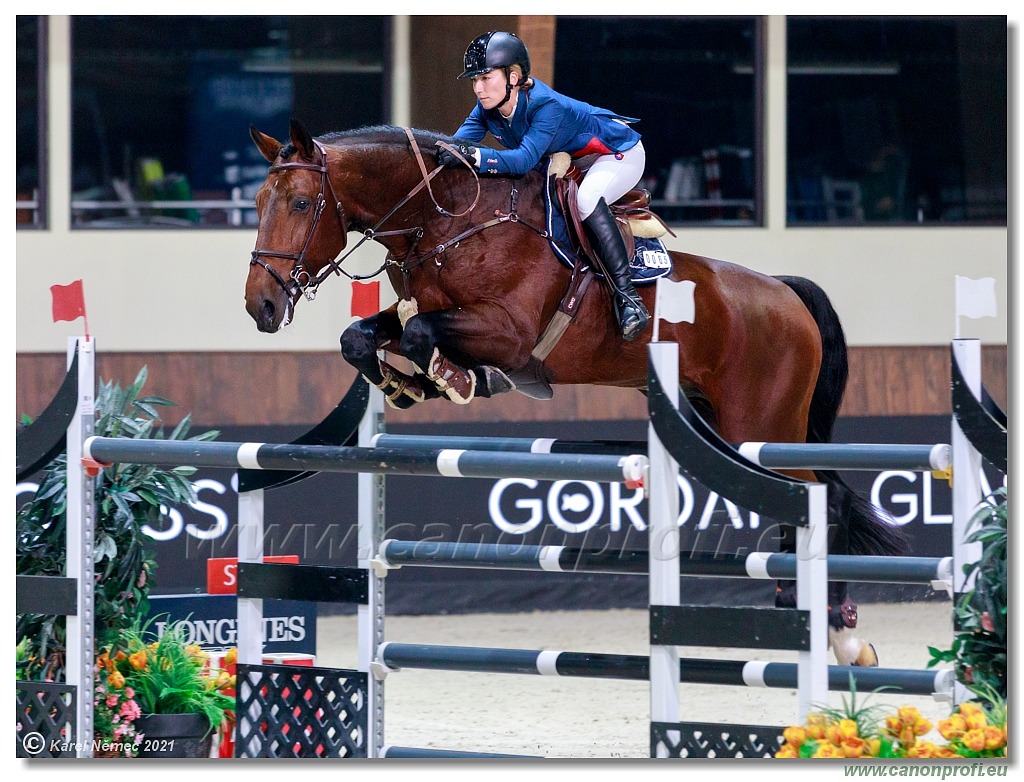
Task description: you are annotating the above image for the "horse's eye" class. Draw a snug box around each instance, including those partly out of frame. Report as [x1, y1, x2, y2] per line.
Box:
[293, 198, 311, 212]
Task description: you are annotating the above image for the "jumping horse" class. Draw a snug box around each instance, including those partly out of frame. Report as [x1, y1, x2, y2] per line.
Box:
[245, 119, 905, 666]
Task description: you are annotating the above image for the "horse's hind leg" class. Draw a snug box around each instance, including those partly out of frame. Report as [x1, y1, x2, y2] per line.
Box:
[340, 310, 440, 409]
[709, 370, 879, 665]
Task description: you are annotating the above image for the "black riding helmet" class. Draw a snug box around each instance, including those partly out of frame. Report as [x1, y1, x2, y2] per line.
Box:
[458, 31, 531, 81]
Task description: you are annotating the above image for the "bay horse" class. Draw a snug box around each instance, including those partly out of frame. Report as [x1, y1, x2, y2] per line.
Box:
[245, 119, 905, 666]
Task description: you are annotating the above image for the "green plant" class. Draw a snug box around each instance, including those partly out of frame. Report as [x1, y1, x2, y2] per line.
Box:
[16, 367, 218, 681]
[928, 487, 1007, 699]
[96, 615, 235, 745]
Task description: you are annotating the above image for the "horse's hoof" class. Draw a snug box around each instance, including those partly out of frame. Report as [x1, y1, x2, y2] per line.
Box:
[478, 365, 516, 397]
[853, 643, 879, 668]
[828, 628, 878, 667]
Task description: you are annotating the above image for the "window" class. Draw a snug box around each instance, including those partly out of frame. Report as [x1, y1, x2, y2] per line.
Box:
[555, 16, 760, 226]
[17, 16, 45, 229]
[70, 16, 388, 228]
[787, 16, 1007, 225]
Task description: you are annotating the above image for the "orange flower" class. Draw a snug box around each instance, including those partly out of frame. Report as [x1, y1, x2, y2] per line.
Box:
[897, 706, 933, 736]
[783, 726, 807, 748]
[959, 701, 984, 718]
[965, 711, 989, 731]
[962, 729, 987, 752]
[840, 736, 868, 758]
[812, 743, 844, 758]
[826, 719, 860, 745]
[774, 743, 799, 758]
[983, 726, 1005, 751]
[805, 713, 828, 740]
[938, 714, 967, 739]
[107, 669, 125, 689]
[935, 746, 961, 758]
[907, 741, 940, 758]
[128, 650, 148, 671]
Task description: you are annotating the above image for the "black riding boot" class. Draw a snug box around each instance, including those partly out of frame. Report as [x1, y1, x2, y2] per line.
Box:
[583, 198, 650, 341]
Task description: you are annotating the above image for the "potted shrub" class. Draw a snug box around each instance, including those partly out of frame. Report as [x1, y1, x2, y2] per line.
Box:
[928, 487, 1007, 699]
[17, 366, 218, 679]
[95, 616, 235, 758]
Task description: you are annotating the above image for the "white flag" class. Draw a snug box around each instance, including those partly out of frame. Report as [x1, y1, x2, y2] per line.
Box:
[655, 277, 696, 325]
[955, 276, 998, 320]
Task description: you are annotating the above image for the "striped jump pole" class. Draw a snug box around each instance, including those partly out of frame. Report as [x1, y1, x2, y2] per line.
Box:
[375, 540, 952, 587]
[374, 642, 956, 698]
[371, 433, 951, 472]
[82, 438, 646, 485]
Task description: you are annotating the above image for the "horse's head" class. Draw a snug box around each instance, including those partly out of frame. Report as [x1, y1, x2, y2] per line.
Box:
[246, 119, 348, 333]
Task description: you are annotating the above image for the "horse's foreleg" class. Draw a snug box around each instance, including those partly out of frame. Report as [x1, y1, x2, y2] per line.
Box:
[340, 312, 440, 409]
[399, 311, 518, 404]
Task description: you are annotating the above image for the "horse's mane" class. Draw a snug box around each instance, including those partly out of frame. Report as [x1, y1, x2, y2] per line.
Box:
[316, 125, 463, 154]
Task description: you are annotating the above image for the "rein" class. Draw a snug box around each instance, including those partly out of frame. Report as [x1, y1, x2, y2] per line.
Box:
[250, 129, 555, 303]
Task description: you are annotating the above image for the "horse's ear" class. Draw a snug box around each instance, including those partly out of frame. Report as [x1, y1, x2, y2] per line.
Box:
[250, 124, 283, 163]
[289, 118, 316, 160]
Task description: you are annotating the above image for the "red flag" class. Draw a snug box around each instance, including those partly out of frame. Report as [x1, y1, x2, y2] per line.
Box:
[51, 280, 87, 323]
[350, 281, 380, 319]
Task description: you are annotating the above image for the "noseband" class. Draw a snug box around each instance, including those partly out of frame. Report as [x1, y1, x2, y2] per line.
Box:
[249, 140, 347, 302]
[250, 129, 484, 303]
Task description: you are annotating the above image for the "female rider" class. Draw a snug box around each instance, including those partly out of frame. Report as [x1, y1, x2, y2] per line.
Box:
[437, 31, 650, 341]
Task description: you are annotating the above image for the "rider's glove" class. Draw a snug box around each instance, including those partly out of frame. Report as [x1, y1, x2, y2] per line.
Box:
[437, 143, 479, 169]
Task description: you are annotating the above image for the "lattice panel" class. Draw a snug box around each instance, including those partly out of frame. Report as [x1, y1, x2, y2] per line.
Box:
[651, 721, 785, 758]
[16, 682, 76, 758]
[235, 664, 368, 758]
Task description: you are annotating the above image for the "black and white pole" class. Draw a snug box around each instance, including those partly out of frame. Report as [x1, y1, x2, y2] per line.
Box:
[67, 337, 96, 758]
[360, 383, 387, 758]
[647, 343, 682, 754]
[950, 339, 984, 599]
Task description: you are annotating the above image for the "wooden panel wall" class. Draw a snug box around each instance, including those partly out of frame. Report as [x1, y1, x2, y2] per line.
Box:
[16, 346, 1007, 429]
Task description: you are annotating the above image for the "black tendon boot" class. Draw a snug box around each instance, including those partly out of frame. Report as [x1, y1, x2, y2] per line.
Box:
[583, 198, 650, 341]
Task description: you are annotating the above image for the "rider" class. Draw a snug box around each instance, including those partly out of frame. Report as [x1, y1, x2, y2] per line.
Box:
[437, 31, 650, 342]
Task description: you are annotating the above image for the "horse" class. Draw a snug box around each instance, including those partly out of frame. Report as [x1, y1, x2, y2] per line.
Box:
[244, 119, 905, 666]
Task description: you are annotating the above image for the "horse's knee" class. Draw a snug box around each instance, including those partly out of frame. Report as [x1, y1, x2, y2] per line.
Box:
[398, 315, 436, 370]
[340, 321, 377, 369]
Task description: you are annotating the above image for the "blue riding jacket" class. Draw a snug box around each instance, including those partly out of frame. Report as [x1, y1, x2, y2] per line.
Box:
[453, 78, 641, 176]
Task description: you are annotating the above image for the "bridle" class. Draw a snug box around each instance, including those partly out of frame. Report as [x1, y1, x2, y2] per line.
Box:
[249, 129, 550, 303]
[249, 139, 348, 302]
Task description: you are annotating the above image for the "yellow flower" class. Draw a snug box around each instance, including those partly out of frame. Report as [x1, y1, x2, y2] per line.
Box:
[962, 729, 987, 752]
[935, 746, 961, 758]
[983, 725, 1005, 750]
[128, 650, 148, 671]
[774, 744, 799, 758]
[805, 721, 827, 740]
[898, 706, 933, 736]
[840, 736, 868, 758]
[907, 741, 940, 758]
[825, 719, 859, 746]
[938, 714, 967, 739]
[107, 669, 125, 689]
[965, 711, 989, 731]
[812, 743, 844, 758]
[783, 726, 807, 748]
[959, 701, 984, 718]
[224, 647, 238, 666]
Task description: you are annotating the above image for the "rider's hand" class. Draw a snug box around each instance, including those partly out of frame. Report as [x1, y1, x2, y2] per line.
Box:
[437, 143, 478, 169]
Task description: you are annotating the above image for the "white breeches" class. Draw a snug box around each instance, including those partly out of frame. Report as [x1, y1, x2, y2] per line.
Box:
[576, 140, 646, 219]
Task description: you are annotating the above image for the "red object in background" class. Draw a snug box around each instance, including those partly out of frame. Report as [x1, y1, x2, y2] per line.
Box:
[350, 280, 380, 318]
[206, 555, 299, 594]
[214, 652, 316, 758]
[51, 280, 86, 322]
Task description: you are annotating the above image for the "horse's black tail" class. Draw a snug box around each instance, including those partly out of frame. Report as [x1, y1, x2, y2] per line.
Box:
[777, 275, 907, 557]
